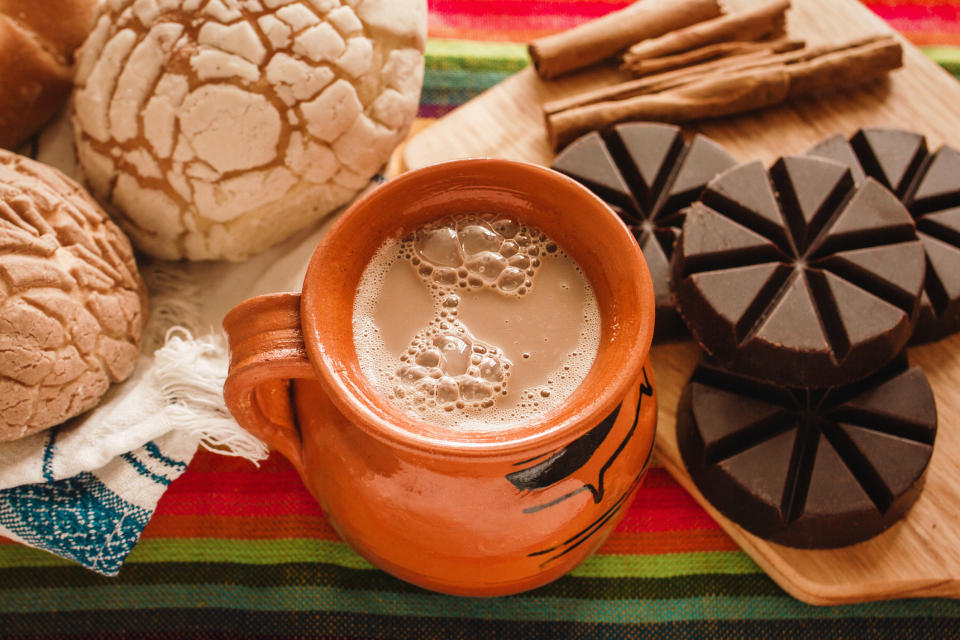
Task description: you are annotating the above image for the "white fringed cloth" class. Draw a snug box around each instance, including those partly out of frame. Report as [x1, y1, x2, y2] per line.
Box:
[0, 261, 268, 575]
[0, 110, 348, 575]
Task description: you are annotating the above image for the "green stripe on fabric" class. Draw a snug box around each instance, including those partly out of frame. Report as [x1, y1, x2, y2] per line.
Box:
[0, 539, 371, 569]
[423, 39, 960, 79]
[0, 563, 782, 599]
[0, 566, 783, 603]
[923, 46, 960, 76]
[571, 551, 761, 578]
[2, 539, 761, 580]
[426, 39, 529, 73]
[0, 545, 75, 568]
[128, 539, 376, 569]
[422, 39, 529, 105]
[420, 41, 960, 107]
[2, 586, 960, 622]
[423, 69, 515, 103]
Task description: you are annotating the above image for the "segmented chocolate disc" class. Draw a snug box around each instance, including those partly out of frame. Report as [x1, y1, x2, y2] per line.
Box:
[673, 156, 925, 387]
[552, 123, 736, 340]
[808, 128, 960, 343]
[677, 354, 937, 548]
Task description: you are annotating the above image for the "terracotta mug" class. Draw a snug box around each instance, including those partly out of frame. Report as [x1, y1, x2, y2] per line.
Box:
[223, 159, 657, 596]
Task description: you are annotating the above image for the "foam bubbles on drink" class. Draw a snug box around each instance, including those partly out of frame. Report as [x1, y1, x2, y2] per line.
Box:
[410, 217, 546, 295]
[354, 215, 601, 430]
[393, 317, 511, 411]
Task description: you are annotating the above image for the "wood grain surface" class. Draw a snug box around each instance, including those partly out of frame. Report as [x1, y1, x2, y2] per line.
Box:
[401, 0, 960, 606]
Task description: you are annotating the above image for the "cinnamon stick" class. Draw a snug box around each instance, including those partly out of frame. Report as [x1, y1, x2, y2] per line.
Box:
[548, 69, 789, 149]
[622, 0, 791, 66]
[528, 0, 722, 80]
[547, 37, 902, 150]
[623, 37, 804, 76]
[546, 35, 885, 116]
[787, 38, 903, 96]
[546, 40, 809, 115]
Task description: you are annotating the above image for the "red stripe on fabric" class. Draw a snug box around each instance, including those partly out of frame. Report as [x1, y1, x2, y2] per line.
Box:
[169, 456, 717, 526]
[145, 447, 736, 553]
[184, 450, 290, 473]
[428, 0, 959, 23]
[163, 470, 308, 494]
[867, 3, 960, 22]
[427, 0, 631, 41]
[178, 459, 689, 495]
[429, 25, 563, 42]
[429, 16, 570, 32]
[155, 466, 718, 540]
[153, 491, 323, 518]
[140, 514, 341, 540]
[634, 468, 682, 489]
[614, 469, 724, 533]
[620, 502, 721, 533]
[155, 487, 717, 529]
[426, 2, 960, 45]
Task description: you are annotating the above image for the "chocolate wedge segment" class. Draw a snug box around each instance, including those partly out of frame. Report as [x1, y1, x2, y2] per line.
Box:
[677, 355, 937, 548]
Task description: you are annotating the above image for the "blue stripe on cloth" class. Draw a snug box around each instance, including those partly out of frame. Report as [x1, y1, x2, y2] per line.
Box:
[41, 427, 59, 483]
[143, 442, 188, 472]
[0, 472, 151, 576]
[121, 453, 172, 487]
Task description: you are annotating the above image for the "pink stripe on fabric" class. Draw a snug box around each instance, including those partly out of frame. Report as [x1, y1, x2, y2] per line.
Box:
[429, 0, 630, 18]
[867, 2, 960, 22]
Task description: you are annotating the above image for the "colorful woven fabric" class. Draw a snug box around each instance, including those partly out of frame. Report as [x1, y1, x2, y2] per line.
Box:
[421, 1, 960, 118]
[4, 1, 960, 637]
[0, 429, 194, 577]
[3, 450, 960, 637]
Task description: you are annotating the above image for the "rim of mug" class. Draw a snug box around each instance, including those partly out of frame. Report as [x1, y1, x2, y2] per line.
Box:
[301, 158, 655, 458]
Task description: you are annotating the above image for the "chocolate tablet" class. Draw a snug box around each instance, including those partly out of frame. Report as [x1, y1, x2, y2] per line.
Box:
[673, 156, 926, 387]
[551, 123, 736, 340]
[677, 354, 937, 548]
[807, 128, 960, 343]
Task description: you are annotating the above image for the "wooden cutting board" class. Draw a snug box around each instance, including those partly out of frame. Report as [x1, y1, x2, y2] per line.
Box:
[401, 0, 960, 606]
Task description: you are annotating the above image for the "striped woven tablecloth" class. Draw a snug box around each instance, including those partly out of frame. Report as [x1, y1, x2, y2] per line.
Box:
[4, 2, 960, 637]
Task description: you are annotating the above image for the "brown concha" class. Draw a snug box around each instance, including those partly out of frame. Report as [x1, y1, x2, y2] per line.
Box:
[0, 149, 147, 443]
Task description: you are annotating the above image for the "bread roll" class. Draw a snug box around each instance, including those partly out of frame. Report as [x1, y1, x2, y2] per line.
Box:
[0, 0, 98, 149]
[0, 149, 147, 443]
[72, 0, 426, 261]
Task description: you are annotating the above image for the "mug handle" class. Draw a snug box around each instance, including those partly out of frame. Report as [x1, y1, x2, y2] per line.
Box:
[222, 293, 314, 474]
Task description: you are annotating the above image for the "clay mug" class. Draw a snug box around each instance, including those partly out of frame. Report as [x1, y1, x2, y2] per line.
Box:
[222, 159, 658, 596]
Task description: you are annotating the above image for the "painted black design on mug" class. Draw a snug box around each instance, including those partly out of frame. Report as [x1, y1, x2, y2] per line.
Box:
[505, 368, 654, 567]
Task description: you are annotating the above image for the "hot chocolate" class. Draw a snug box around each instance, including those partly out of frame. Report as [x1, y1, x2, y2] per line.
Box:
[353, 215, 601, 430]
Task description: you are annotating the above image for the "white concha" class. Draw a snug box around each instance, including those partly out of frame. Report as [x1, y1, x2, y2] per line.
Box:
[72, 0, 426, 261]
[0, 149, 147, 443]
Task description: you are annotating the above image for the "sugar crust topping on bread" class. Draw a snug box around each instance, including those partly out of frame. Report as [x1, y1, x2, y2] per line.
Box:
[0, 149, 146, 443]
[73, 0, 426, 261]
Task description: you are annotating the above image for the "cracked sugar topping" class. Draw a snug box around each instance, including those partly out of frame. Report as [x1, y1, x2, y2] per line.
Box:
[0, 150, 146, 443]
[73, 0, 425, 261]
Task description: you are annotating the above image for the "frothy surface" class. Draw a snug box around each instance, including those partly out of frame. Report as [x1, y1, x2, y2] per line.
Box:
[353, 215, 600, 431]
